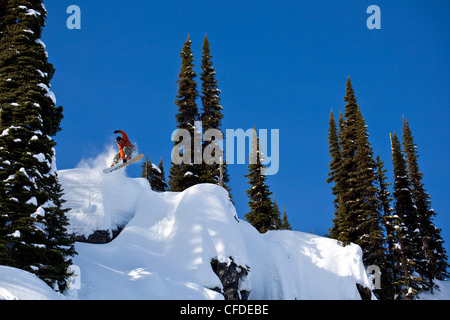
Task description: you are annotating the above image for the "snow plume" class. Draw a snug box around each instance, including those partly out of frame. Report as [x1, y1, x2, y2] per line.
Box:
[59, 146, 136, 238]
[75, 142, 139, 173]
[75, 146, 117, 172]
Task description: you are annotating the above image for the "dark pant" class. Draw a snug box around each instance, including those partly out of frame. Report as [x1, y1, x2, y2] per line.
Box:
[112, 146, 134, 165]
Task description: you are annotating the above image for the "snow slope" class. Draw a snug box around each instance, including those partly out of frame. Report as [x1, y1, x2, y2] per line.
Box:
[0, 265, 65, 300]
[1, 151, 377, 300]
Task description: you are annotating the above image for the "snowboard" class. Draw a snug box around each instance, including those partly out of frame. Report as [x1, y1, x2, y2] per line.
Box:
[103, 153, 144, 174]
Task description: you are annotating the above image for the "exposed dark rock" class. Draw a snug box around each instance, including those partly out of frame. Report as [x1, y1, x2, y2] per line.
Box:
[73, 226, 124, 244]
[211, 258, 250, 300]
[356, 283, 372, 300]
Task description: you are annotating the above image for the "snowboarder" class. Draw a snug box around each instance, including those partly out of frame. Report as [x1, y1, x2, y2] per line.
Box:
[111, 130, 135, 166]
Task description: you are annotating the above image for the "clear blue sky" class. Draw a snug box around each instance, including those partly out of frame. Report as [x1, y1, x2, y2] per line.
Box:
[42, 1, 450, 257]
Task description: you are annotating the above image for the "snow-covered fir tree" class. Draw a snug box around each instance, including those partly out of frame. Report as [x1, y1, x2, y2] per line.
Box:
[326, 109, 342, 239]
[327, 78, 385, 268]
[142, 154, 167, 192]
[199, 34, 231, 197]
[390, 132, 422, 299]
[272, 196, 283, 230]
[402, 118, 449, 293]
[155, 157, 168, 192]
[168, 35, 201, 192]
[374, 155, 397, 300]
[244, 128, 278, 233]
[272, 196, 292, 231]
[281, 206, 292, 230]
[0, 0, 76, 291]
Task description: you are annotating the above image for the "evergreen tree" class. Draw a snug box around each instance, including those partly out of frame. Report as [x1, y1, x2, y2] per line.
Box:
[402, 118, 449, 291]
[168, 35, 200, 191]
[244, 128, 277, 233]
[199, 35, 231, 196]
[326, 109, 342, 239]
[271, 197, 292, 231]
[281, 206, 292, 230]
[328, 78, 385, 268]
[0, 0, 76, 291]
[200, 35, 223, 137]
[326, 110, 341, 189]
[390, 132, 422, 299]
[272, 196, 283, 230]
[141, 153, 150, 180]
[156, 157, 168, 192]
[142, 155, 168, 192]
[375, 155, 396, 300]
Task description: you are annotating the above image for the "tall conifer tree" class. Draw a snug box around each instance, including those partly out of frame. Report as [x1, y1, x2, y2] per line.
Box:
[327, 78, 384, 268]
[390, 132, 422, 299]
[199, 35, 231, 195]
[281, 206, 292, 230]
[374, 155, 396, 300]
[142, 155, 167, 192]
[0, 0, 76, 291]
[326, 109, 342, 239]
[156, 157, 168, 192]
[244, 128, 277, 233]
[272, 196, 283, 230]
[200, 35, 222, 137]
[402, 118, 449, 292]
[169, 35, 200, 191]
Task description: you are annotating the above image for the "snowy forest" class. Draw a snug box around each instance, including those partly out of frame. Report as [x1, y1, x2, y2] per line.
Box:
[0, 0, 448, 301]
[326, 78, 448, 299]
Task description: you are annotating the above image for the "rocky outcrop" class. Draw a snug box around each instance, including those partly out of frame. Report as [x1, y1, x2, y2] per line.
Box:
[73, 227, 123, 244]
[210, 258, 250, 300]
[356, 283, 372, 300]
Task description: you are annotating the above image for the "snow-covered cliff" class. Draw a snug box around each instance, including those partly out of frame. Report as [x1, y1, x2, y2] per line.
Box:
[1, 152, 375, 300]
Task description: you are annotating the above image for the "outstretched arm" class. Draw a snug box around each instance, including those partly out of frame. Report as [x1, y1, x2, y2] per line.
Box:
[114, 130, 130, 143]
